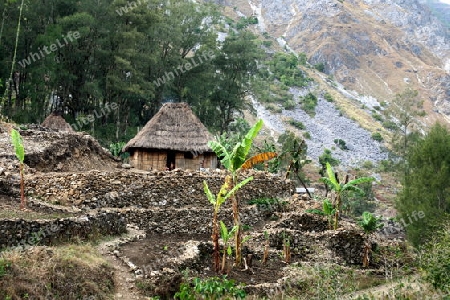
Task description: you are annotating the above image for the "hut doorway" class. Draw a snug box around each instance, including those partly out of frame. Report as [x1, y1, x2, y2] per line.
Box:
[166, 150, 176, 170]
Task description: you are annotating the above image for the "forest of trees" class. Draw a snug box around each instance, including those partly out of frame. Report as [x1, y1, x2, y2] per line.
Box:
[0, 0, 263, 145]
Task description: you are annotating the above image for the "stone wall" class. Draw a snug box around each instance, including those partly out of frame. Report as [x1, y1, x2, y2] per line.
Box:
[122, 206, 266, 234]
[26, 169, 294, 210]
[0, 210, 126, 250]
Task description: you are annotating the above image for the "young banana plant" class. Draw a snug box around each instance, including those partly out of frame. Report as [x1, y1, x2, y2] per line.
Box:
[359, 212, 383, 267]
[322, 199, 336, 230]
[320, 162, 375, 229]
[219, 221, 238, 273]
[10, 129, 26, 209]
[204, 175, 253, 273]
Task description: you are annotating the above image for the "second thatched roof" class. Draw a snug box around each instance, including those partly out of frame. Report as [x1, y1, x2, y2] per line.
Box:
[41, 113, 74, 132]
[123, 102, 214, 153]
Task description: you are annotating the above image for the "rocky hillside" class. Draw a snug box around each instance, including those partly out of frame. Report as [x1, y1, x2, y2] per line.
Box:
[219, 0, 450, 124]
[422, 0, 450, 26]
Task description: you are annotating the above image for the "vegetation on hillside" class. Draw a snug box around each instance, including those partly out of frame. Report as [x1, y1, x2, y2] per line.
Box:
[0, 0, 262, 144]
[396, 123, 450, 247]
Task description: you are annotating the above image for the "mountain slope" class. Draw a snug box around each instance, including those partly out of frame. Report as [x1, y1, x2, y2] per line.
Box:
[220, 0, 450, 124]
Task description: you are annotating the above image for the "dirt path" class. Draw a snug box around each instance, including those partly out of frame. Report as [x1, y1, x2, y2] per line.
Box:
[96, 225, 148, 300]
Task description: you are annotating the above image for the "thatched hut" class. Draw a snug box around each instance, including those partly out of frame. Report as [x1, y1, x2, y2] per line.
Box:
[41, 112, 74, 132]
[123, 102, 217, 171]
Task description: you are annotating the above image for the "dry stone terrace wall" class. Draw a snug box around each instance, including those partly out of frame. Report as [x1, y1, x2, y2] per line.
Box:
[0, 211, 126, 250]
[27, 169, 295, 209]
[121, 207, 267, 234]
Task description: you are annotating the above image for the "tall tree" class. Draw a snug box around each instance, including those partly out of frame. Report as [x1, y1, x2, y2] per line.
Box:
[384, 88, 425, 175]
[396, 123, 450, 247]
[206, 31, 261, 133]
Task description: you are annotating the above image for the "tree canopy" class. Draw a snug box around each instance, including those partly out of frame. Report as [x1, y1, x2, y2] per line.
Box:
[0, 0, 262, 145]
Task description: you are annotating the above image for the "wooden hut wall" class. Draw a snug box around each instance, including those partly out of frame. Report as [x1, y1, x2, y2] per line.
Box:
[130, 150, 167, 170]
[203, 153, 218, 169]
[130, 150, 217, 171]
[175, 152, 199, 170]
[175, 153, 186, 169]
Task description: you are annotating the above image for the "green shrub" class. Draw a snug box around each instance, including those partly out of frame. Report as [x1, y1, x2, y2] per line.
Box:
[303, 131, 311, 139]
[382, 120, 398, 131]
[262, 40, 272, 47]
[372, 113, 383, 122]
[236, 16, 258, 29]
[314, 62, 325, 72]
[288, 119, 306, 130]
[284, 100, 296, 110]
[324, 92, 334, 102]
[0, 258, 10, 278]
[301, 93, 318, 116]
[268, 52, 311, 88]
[175, 276, 246, 300]
[377, 159, 395, 172]
[298, 52, 307, 65]
[334, 138, 348, 150]
[421, 224, 450, 294]
[371, 132, 383, 142]
[109, 142, 125, 157]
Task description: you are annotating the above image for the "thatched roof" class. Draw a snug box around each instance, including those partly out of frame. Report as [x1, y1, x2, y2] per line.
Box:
[41, 113, 74, 132]
[123, 102, 214, 153]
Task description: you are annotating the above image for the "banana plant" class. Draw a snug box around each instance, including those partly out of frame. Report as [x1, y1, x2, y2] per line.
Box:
[204, 175, 253, 273]
[282, 136, 312, 198]
[322, 199, 336, 229]
[10, 129, 26, 209]
[219, 221, 238, 273]
[320, 162, 375, 229]
[208, 119, 277, 267]
[359, 212, 383, 267]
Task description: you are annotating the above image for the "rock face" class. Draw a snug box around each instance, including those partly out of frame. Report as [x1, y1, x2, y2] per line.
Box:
[222, 0, 450, 122]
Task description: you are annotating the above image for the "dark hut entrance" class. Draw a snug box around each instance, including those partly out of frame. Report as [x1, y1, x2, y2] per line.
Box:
[166, 150, 176, 170]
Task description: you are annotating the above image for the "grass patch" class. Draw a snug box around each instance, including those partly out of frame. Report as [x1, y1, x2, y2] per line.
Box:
[292, 263, 384, 299]
[0, 244, 114, 300]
